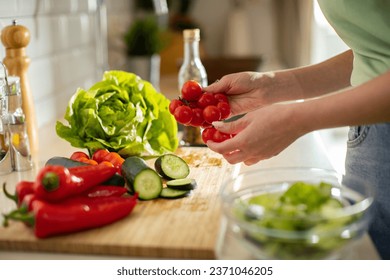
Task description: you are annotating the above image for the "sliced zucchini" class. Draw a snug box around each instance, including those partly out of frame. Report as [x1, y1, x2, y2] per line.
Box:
[166, 178, 197, 191]
[121, 156, 162, 200]
[160, 188, 191, 199]
[154, 154, 190, 180]
[45, 156, 87, 168]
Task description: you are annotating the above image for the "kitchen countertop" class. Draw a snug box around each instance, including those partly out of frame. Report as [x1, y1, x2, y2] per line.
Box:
[0, 75, 380, 260]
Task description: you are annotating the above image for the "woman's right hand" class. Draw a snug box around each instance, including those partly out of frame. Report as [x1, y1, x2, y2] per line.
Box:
[203, 71, 277, 116]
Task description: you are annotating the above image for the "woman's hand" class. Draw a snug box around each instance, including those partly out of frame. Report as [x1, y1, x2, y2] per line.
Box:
[206, 103, 306, 165]
[204, 71, 278, 116]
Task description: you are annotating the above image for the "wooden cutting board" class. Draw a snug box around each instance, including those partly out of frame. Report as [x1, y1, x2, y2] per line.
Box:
[0, 147, 236, 259]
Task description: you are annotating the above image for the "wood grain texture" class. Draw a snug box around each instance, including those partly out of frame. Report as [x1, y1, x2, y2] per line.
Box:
[0, 147, 236, 259]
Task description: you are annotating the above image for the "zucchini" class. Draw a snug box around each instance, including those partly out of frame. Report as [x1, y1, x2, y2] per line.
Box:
[160, 188, 191, 199]
[154, 154, 190, 179]
[45, 156, 87, 168]
[166, 178, 197, 191]
[45, 156, 125, 187]
[121, 156, 162, 200]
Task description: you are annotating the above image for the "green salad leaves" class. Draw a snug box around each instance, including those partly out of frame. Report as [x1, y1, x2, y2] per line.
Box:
[237, 181, 364, 259]
[56, 71, 178, 157]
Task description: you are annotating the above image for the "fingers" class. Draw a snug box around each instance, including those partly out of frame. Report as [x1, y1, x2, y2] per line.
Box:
[203, 79, 226, 93]
[203, 73, 235, 93]
[212, 115, 247, 135]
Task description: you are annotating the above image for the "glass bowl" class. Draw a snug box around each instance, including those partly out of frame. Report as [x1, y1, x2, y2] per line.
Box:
[219, 168, 375, 260]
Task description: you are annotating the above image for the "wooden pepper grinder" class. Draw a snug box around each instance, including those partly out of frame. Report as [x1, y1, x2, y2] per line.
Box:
[1, 20, 38, 159]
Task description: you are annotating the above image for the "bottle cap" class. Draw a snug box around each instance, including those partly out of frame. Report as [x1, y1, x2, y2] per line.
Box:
[183, 29, 200, 41]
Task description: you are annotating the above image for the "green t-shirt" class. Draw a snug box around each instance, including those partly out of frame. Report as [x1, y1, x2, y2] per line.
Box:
[318, 0, 390, 86]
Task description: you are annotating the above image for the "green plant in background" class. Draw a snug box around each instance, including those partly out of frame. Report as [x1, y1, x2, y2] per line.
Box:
[124, 16, 165, 56]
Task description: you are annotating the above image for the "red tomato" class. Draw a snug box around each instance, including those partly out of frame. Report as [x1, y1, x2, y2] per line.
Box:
[201, 127, 216, 143]
[213, 130, 231, 143]
[92, 149, 110, 163]
[197, 93, 217, 108]
[203, 105, 221, 124]
[217, 102, 231, 120]
[70, 151, 89, 161]
[169, 99, 183, 114]
[190, 108, 204, 126]
[201, 122, 213, 128]
[214, 93, 228, 103]
[78, 158, 99, 165]
[174, 106, 193, 125]
[181, 80, 203, 101]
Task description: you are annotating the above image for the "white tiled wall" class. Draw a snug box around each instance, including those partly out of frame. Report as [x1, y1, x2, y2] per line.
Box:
[0, 0, 128, 128]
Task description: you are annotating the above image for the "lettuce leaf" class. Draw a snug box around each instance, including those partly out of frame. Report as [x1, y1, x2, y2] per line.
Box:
[56, 71, 178, 157]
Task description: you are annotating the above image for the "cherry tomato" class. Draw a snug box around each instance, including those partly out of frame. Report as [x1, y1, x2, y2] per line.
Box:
[103, 151, 125, 173]
[92, 149, 110, 163]
[187, 100, 199, 108]
[181, 80, 203, 101]
[213, 130, 231, 143]
[70, 151, 89, 161]
[78, 158, 99, 165]
[214, 93, 229, 103]
[174, 106, 193, 125]
[190, 108, 204, 126]
[201, 122, 213, 128]
[203, 105, 221, 124]
[197, 93, 217, 108]
[201, 127, 216, 143]
[169, 99, 183, 114]
[217, 102, 231, 120]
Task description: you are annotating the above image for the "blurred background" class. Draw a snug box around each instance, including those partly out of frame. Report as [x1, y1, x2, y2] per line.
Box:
[0, 0, 349, 173]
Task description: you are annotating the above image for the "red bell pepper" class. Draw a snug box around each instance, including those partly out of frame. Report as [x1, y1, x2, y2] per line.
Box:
[2, 181, 35, 206]
[33, 162, 117, 202]
[83, 185, 127, 198]
[3, 194, 138, 238]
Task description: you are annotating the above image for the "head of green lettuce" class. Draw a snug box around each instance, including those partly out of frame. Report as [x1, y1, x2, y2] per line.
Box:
[56, 71, 178, 157]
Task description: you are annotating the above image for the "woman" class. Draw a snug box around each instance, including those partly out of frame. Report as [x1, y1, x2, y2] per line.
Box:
[204, 0, 390, 259]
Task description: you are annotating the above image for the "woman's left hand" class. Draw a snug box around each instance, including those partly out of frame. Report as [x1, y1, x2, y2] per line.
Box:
[206, 103, 306, 165]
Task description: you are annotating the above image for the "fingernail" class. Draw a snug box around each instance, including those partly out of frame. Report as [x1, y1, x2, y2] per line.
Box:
[212, 121, 223, 128]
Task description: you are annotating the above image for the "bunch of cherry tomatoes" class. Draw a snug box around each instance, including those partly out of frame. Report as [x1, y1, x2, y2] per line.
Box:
[169, 80, 234, 143]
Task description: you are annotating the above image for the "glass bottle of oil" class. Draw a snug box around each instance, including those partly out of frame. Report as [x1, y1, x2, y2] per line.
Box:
[178, 28, 207, 146]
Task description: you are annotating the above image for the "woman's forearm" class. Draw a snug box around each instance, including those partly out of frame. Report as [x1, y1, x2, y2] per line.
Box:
[268, 50, 353, 103]
[295, 70, 390, 134]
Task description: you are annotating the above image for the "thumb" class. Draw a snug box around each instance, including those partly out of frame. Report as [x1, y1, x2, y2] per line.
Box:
[212, 115, 247, 135]
[203, 78, 228, 93]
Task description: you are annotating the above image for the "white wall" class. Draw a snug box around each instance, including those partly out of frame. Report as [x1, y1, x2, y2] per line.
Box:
[0, 0, 277, 129]
[0, 0, 132, 129]
[190, 0, 279, 70]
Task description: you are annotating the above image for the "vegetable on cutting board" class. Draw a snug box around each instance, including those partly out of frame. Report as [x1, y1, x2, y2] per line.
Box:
[166, 178, 197, 191]
[121, 156, 163, 200]
[45, 156, 125, 187]
[34, 163, 117, 202]
[154, 153, 190, 180]
[55, 71, 178, 158]
[159, 188, 191, 199]
[3, 194, 138, 238]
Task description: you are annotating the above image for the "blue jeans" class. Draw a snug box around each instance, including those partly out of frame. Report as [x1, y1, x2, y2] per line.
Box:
[344, 123, 390, 259]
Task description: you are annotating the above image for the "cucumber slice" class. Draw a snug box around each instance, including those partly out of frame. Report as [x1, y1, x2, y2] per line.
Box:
[122, 156, 162, 200]
[154, 154, 190, 179]
[160, 188, 191, 199]
[166, 178, 197, 191]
